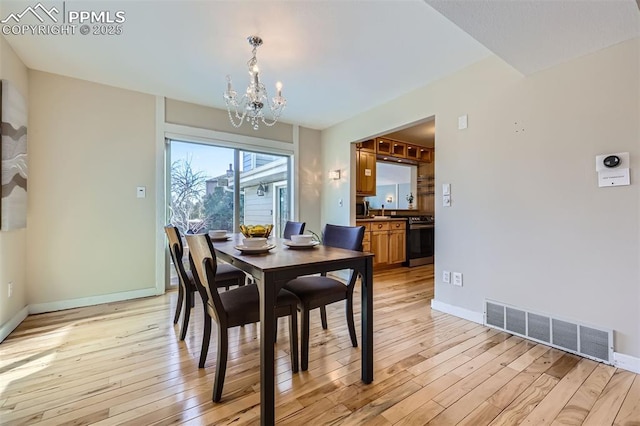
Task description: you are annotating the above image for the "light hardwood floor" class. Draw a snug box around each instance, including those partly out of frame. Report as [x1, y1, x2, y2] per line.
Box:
[1, 265, 638, 425]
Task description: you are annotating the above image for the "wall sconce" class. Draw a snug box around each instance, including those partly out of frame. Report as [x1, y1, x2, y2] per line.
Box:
[386, 196, 393, 203]
[329, 169, 341, 180]
[257, 182, 268, 196]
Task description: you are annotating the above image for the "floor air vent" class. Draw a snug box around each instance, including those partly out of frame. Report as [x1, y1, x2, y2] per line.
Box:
[484, 300, 613, 364]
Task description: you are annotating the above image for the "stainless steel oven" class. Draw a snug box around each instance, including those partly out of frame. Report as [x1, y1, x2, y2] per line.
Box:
[405, 216, 434, 267]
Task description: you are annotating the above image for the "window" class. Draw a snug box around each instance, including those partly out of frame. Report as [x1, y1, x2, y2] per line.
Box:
[167, 139, 292, 285]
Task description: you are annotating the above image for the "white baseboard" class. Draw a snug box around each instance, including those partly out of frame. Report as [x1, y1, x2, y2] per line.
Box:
[430, 299, 484, 324]
[0, 305, 29, 342]
[614, 352, 640, 374]
[29, 287, 159, 314]
[1, 288, 160, 343]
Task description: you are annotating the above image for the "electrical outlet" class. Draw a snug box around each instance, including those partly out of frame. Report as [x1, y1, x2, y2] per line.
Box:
[453, 272, 463, 287]
[442, 271, 451, 284]
[8, 282, 13, 298]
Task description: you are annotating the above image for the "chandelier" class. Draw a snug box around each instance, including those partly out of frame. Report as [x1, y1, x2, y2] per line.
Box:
[224, 36, 287, 130]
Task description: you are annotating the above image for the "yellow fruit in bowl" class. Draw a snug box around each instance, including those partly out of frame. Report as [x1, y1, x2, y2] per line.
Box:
[240, 224, 273, 238]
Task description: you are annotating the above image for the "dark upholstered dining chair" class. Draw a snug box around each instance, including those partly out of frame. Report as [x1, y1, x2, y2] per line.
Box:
[283, 224, 365, 370]
[164, 225, 246, 340]
[283, 220, 306, 239]
[185, 233, 300, 402]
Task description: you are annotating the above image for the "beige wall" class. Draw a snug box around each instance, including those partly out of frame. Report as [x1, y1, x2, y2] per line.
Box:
[165, 98, 294, 143]
[322, 39, 640, 357]
[27, 71, 157, 304]
[298, 127, 322, 234]
[0, 35, 28, 330]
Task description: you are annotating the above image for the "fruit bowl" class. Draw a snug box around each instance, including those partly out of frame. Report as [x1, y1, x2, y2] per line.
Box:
[240, 224, 273, 238]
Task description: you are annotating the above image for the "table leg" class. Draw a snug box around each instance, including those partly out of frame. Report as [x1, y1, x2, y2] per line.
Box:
[257, 274, 276, 425]
[361, 257, 374, 384]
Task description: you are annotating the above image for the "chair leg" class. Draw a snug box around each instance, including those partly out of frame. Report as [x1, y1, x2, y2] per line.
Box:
[346, 297, 358, 348]
[179, 288, 192, 340]
[199, 311, 212, 368]
[320, 306, 328, 329]
[301, 307, 310, 371]
[173, 282, 184, 324]
[213, 326, 228, 402]
[289, 308, 299, 373]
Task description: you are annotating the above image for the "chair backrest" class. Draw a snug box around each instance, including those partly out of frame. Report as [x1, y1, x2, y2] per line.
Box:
[283, 221, 306, 239]
[322, 224, 365, 251]
[185, 233, 225, 322]
[164, 225, 189, 285]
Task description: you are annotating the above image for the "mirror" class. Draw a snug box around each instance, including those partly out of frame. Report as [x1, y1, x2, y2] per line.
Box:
[366, 162, 417, 210]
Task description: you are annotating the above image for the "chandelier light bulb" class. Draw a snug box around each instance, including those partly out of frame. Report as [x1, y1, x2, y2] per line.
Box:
[276, 81, 283, 97]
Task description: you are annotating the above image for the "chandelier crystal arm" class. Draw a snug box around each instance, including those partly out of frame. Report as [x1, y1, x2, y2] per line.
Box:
[223, 35, 286, 130]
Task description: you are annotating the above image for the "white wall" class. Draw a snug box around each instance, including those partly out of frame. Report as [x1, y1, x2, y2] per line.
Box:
[321, 39, 640, 357]
[0, 35, 28, 336]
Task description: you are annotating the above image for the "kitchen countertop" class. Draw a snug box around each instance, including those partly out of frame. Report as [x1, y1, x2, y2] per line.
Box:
[355, 217, 408, 222]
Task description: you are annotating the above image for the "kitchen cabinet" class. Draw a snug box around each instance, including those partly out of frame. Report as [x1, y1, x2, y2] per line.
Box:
[375, 137, 431, 163]
[360, 222, 371, 253]
[357, 220, 406, 268]
[388, 222, 407, 264]
[356, 149, 376, 196]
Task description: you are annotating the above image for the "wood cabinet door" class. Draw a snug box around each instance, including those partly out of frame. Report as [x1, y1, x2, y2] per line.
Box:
[355, 150, 362, 193]
[371, 230, 389, 266]
[388, 230, 406, 264]
[357, 150, 376, 196]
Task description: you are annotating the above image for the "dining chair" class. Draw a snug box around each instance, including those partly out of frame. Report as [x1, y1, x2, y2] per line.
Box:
[186, 233, 300, 402]
[283, 223, 365, 370]
[283, 220, 306, 239]
[164, 225, 246, 340]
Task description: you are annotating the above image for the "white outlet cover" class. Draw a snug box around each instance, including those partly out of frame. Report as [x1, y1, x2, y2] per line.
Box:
[442, 271, 451, 284]
[453, 272, 463, 287]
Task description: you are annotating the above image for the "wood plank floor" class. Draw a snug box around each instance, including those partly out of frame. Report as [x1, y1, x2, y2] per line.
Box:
[1, 265, 638, 425]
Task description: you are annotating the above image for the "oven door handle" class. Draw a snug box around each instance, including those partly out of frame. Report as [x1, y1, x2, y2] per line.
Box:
[409, 224, 434, 229]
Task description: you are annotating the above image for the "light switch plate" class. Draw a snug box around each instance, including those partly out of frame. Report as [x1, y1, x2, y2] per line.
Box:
[442, 183, 450, 195]
[458, 115, 468, 130]
[442, 271, 450, 284]
[443, 195, 451, 207]
[136, 186, 146, 198]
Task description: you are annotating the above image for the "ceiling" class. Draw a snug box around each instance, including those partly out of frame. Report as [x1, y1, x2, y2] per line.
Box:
[1, 0, 638, 131]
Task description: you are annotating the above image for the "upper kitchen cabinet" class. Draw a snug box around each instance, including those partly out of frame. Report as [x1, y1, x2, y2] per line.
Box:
[406, 144, 431, 162]
[356, 143, 376, 196]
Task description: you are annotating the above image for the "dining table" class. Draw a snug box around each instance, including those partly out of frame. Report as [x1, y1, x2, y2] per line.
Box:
[211, 233, 374, 425]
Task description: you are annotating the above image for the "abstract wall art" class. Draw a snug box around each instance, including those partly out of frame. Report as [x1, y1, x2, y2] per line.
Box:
[1, 80, 28, 231]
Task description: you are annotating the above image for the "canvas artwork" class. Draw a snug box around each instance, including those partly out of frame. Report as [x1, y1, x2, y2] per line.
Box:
[1, 80, 28, 231]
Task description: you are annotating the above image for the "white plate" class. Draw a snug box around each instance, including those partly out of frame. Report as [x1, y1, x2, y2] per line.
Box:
[283, 240, 320, 249]
[234, 244, 276, 254]
[209, 235, 231, 241]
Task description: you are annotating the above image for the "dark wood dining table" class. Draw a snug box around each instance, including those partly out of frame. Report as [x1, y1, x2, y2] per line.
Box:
[211, 233, 374, 425]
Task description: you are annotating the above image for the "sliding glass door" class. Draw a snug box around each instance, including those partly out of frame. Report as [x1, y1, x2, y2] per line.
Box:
[167, 139, 292, 285]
